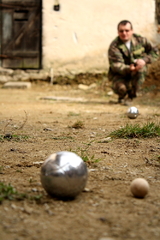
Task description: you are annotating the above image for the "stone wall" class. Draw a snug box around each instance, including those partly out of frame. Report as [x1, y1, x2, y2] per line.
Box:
[0, 68, 50, 85]
[0, 68, 107, 86]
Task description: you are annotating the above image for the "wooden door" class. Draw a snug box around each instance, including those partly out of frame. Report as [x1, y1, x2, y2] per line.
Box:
[0, 0, 42, 69]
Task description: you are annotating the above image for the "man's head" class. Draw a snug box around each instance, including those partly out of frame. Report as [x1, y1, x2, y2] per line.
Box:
[117, 20, 133, 42]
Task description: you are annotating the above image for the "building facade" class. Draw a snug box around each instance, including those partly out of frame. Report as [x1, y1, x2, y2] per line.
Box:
[0, 0, 160, 75]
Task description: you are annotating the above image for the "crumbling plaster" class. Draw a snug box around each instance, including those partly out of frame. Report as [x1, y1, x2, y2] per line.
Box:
[42, 0, 160, 75]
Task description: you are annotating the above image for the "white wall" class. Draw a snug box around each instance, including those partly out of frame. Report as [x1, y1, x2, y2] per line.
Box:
[43, 0, 160, 75]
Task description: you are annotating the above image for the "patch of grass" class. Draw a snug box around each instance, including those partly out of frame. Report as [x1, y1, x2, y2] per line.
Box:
[70, 120, 84, 129]
[0, 134, 29, 142]
[142, 85, 156, 93]
[109, 122, 160, 139]
[81, 151, 100, 163]
[70, 140, 102, 163]
[0, 182, 20, 203]
[153, 155, 160, 163]
[153, 113, 160, 117]
[29, 194, 43, 201]
[152, 155, 160, 163]
[67, 112, 80, 117]
[0, 135, 4, 141]
[16, 169, 23, 173]
[79, 150, 101, 163]
[0, 182, 42, 204]
[13, 134, 29, 141]
[145, 155, 160, 167]
[0, 166, 4, 174]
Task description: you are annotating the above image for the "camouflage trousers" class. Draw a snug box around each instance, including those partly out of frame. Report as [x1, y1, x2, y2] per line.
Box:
[111, 66, 147, 100]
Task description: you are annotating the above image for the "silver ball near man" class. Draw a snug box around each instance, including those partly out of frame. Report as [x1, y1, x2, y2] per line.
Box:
[40, 151, 88, 199]
[127, 106, 139, 119]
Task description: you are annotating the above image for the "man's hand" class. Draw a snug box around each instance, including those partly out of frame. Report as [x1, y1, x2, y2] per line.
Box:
[130, 59, 146, 72]
[130, 64, 136, 71]
[136, 59, 146, 69]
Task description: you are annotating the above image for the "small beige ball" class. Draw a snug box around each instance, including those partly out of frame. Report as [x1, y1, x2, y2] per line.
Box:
[130, 178, 149, 198]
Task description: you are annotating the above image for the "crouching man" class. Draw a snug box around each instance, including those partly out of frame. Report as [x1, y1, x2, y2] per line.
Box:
[108, 20, 159, 103]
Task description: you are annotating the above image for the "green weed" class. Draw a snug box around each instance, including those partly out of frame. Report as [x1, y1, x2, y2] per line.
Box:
[0, 182, 42, 204]
[0, 134, 29, 142]
[67, 112, 80, 117]
[0, 166, 4, 174]
[13, 134, 29, 141]
[0, 182, 20, 203]
[16, 169, 23, 173]
[155, 155, 160, 163]
[70, 120, 84, 129]
[80, 150, 101, 163]
[109, 122, 160, 139]
[70, 140, 101, 163]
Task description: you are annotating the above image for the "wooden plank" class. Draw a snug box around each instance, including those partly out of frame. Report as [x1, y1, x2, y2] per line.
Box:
[2, 10, 40, 53]
[1, 0, 41, 69]
[0, 51, 39, 58]
[1, 0, 40, 8]
[2, 58, 24, 68]
[2, 57, 39, 68]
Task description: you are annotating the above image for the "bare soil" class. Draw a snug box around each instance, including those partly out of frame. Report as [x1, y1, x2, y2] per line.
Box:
[0, 81, 160, 240]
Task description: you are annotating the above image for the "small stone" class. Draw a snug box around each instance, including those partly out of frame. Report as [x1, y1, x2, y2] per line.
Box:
[0, 67, 14, 75]
[100, 137, 112, 143]
[4, 133, 12, 139]
[3, 82, 31, 89]
[4, 207, 9, 211]
[23, 203, 33, 214]
[11, 204, 17, 209]
[0, 75, 13, 83]
[107, 91, 114, 96]
[43, 128, 53, 131]
[33, 161, 44, 167]
[78, 84, 90, 90]
[31, 188, 38, 192]
[83, 188, 90, 192]
[88, 83, 97, 89]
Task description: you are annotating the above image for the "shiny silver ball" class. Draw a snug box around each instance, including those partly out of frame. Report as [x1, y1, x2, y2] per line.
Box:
[127, 106, 139, 119]
[40, 151, 88, 199]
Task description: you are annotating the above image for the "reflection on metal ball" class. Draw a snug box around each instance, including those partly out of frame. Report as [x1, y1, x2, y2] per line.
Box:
[127, 106, 139, 119]
[40, 151, 88, 199]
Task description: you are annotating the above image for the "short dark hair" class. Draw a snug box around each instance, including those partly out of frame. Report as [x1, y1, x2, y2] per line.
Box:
[117, 20, 133, 30]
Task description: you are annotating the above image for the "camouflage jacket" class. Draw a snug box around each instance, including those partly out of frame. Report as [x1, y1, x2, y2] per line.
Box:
[108, 33, 159, 80]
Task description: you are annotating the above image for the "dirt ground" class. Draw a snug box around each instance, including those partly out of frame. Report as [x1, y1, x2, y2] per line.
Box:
[0, 80, 160, 240]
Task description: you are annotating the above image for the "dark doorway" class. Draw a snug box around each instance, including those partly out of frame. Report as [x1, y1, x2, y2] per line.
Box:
[156, 0, 160, 24]
[0, 0, 42, 69]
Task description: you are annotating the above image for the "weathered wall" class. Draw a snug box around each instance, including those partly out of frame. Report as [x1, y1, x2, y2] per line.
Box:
[43, 0, 160, 75]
